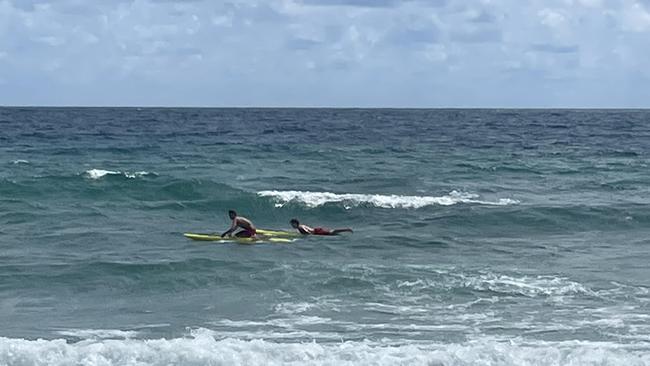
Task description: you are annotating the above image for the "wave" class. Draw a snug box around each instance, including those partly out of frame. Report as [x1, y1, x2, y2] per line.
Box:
[286, 264, 600, 302]
[0, 174, 250, 212]
[442, 271, 596, 298]
[257, 190, 520, 209]
[84, 169, 157, 180]
[0, 329, 647, 366]
[0, 259, 251, 294]
[56, 329, 139, 340]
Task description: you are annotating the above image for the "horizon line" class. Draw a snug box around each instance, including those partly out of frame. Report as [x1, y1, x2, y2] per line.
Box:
[2, 104, 649, 110]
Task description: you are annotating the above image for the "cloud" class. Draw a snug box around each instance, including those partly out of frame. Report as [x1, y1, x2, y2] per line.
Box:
[300, 0, 403, 7]
[620, 1, 650, 31]
[300, 0, 447, 8]
[0, 0, 649, 107]
[538, 8, 567, 28]
[450, 28, 501, 43]
[531, 44, 579, 53]
[286, 37, 322, 50]
[468, 10, 497, 24]
[388, 27, 440, 45]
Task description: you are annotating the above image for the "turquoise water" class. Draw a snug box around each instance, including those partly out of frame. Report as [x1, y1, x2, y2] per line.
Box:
[1, 107, 649, 365]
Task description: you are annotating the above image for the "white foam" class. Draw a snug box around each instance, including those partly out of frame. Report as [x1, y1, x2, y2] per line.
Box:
[0, 330, 647, 366]
[274, 302, 315, 315]
[390, 265, 594, 299]
[212, 315, 336, 330]
[85, 169, 121, 179]
[257, 190, 519, 209]
[56, 328, 138, 339]
[275, 299, 343, 315]
[461, 273, 596, 298]
[351, 264, 593, 302]
[399, 271, 595, 299]
[84, 169, 156, 180]
[362, 302, 430, 316]
[12, 160, 29, 164]
[124, 171, 154, 179]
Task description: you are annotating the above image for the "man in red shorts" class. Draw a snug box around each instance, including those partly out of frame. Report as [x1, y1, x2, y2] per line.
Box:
[221, 210, 258, 238]
[290, 218, 353, 236]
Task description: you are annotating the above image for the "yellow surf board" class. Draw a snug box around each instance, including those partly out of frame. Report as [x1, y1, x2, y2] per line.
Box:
[256, 229, 301, 238]
[183, 229, 299, 243]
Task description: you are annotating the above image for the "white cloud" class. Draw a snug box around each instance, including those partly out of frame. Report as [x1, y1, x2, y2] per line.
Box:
[423, 44, 448, 62]
[212, 14, 233, 27]
[538, 8, 567, 28]
[34, 35, 66, 46]
[621, 0, 650, 31]
[0, 0, 648, 107]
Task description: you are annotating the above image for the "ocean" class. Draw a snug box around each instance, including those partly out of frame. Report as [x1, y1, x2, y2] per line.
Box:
[1, 107, 649, 365]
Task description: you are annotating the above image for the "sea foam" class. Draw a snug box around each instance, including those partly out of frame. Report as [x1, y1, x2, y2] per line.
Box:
[0, 330, 647, 366]
[85, 169, 121, 179]
[257, 190, 519, 209]
[84, 169, 156, 180]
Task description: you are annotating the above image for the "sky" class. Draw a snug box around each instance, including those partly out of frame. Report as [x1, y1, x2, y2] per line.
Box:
[0, 0, 649, 107]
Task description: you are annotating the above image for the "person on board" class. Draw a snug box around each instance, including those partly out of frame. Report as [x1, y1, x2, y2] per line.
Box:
[221, 210, 258, 238]
[289, 218, 353, 236]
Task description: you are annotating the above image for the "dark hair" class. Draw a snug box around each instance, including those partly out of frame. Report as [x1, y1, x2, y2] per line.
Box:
[229, 210, 237, 216]
[290, 218, 299, 225]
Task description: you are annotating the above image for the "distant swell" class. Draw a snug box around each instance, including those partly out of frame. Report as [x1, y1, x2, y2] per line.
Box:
[257, 190, 519, 209]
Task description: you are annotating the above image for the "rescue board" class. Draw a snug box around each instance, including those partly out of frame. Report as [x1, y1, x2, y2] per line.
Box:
[183, 228, 300, 243]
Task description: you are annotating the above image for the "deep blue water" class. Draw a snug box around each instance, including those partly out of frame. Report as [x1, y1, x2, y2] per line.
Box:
[1, 107, 649, 365]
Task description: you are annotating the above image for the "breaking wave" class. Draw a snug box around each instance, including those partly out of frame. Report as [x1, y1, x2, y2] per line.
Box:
[84, 169, 157, 180]
[0, 329, 647, 366]
[257, 190, 520, 209]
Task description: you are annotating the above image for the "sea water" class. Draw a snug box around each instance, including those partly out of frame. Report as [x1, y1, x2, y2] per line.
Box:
[1, 108, 649, 365]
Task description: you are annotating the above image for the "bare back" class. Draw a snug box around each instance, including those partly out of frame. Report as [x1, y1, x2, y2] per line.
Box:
[298, 224, 314, 235]
[235, 216, 256, 231]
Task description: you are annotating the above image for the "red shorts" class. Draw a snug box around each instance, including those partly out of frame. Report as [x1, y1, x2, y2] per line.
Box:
[313, 227, 331, 235]
[236, 228, 256, 237]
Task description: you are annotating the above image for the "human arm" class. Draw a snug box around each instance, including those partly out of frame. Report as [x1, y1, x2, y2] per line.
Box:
[221, 218, 238, 237]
